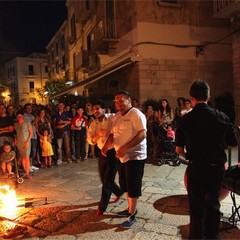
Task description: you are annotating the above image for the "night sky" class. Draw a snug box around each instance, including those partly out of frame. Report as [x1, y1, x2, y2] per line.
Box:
[0, 0, 67, 64]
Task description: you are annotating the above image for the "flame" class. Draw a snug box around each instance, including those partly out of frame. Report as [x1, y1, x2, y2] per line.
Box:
[0, 185, 18, 220]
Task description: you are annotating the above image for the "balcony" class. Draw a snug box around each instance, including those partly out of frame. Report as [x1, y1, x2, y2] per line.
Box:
[89, 17, 119, 52]
[75, 50, 100, 72]
[75, 0, 95, 24]
[75, 2, 92, 23]
[213, 0, 240, 18]
[68, 36, 77, 45]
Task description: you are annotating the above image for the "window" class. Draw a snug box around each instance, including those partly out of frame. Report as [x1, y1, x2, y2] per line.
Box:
[45, 66, 48, 73]
[62, 56, 65, 69]
[56, 42, 59, 55]
[51, 50, 54, 61]
[71, 14, 76, 40]
[29, 82, 34, 92]
[56, 61, 59, 74]
[12, 66, 15, 76]
[85, 0, 90, 10]
[61, 35, 65, 50]
[28, 65, 34, 75]
[87, 34, 92, 50]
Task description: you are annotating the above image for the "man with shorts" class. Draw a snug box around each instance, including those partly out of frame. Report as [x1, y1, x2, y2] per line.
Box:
[102, 90, 147, 228]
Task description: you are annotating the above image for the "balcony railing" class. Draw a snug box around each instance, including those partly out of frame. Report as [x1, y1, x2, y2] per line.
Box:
[213, 0, 240, 18]
[75, 1, 94, 23]
[75, 50, 99, 71]
[90, 17, 119, 51]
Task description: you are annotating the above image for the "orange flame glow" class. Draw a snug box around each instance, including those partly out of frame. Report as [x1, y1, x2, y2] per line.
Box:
[0, 185, 18, 220]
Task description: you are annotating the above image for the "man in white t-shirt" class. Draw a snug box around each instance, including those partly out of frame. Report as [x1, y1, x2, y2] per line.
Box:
[102, 90, 147, 228]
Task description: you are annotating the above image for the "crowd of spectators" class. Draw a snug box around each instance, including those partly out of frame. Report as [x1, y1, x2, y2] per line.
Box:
[1, 93, 228, 178]
[0, 102, 98, 179]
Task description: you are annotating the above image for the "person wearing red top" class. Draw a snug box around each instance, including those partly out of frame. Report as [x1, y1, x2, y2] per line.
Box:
[71, 107, 88, 162]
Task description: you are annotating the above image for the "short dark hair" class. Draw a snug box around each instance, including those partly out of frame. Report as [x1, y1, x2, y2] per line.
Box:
[3, 141, 12, 147]
[16, 110, 24, 116]
[189, 80, 210, 101]
[92, 99, 106, 109]
[115, 90, 131, 98]
[23, 103, 32, 109]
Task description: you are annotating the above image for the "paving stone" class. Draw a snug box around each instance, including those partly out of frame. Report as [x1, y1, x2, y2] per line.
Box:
[0, 151, 239, 239]
[144, 222, 178, 235]
[132, 231, 181, 240]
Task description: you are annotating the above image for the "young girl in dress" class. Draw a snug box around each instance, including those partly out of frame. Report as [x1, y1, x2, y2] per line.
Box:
[40, 129, 54, 168]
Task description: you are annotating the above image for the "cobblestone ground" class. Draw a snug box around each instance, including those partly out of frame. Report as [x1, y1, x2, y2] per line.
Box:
[0, 151, 240, 239]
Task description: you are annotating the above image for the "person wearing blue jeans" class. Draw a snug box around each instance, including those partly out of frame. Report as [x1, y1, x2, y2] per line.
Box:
[53, 102, 72, 164]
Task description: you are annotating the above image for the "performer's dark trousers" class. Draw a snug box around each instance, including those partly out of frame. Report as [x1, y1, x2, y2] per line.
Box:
[187, 163, 225, 239]
[98, 148, 123, 212]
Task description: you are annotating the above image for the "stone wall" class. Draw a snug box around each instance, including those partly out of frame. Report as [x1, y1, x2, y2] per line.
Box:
[233, 31, 240, 126]
[138, 58, 233, 111]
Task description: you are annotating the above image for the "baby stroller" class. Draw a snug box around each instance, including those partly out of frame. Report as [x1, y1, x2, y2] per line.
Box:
[0, 142, 24, 187]
[156, 126, 180, 166]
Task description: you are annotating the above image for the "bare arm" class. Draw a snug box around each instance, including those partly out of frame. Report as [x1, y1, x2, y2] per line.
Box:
[101, 133, 114, 156]
[25, 124, 33, 149]
[0, 125, 14, 133]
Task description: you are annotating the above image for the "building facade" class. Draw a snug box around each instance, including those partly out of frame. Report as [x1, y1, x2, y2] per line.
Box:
[46, 21, 69, 81]
[48, 0, 240, 124]
[213, 0, 240, 125]
[4, 53, 48, 106]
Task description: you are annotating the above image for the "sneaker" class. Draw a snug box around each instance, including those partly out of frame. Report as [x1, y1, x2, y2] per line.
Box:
[117, 208, 138, 217]
[32, 166, 39, 170]
[117, 209, 130, 217]
[112, 195, 121, 203]
[96, 209, 104, 216]
[57, 159, 62, 165]
[29, 167, 34, 173]
[40, 162, 45, 168]
[120, 217, 136, 228]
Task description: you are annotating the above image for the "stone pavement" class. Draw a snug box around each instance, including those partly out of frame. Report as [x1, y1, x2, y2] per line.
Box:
[0, 150, 240, 239]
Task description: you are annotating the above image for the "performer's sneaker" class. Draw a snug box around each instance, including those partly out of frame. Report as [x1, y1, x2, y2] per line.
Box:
[117, 208, 138, 217]
[117, 209, 130, 217]
[96, 209, 104, 216]
[120, 216, 136, 228]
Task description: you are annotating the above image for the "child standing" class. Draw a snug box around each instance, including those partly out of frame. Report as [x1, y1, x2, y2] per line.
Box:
[40, 129, 54, 168]
[0, 141, 16, 176]
[164, 124, 175, 141]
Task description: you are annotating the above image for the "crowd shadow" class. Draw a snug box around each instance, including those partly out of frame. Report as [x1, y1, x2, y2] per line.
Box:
[153, 194, 240, 239]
